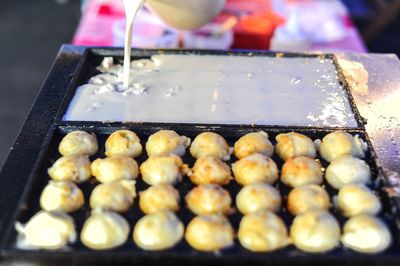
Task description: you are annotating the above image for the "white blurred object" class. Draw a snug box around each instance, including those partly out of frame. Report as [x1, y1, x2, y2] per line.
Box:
[112, 10, 178, 48]
[147, 0, 226, 30]
[183, 23, 234, 50]
[270, 7, 311, 52]
[296, 1, 347, 43]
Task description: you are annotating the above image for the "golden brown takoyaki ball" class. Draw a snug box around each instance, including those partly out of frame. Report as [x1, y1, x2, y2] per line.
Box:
[325, 155, 371, 189]
[238, 211, 289, 252]
[315, 131, 368, 162]
[133, 211, 184, 251]
[140, 155, 188, 185]
[281, 156, 323, 188]
[190, 132, 231, 161]
[185, 215, 234, 252]
[185, 184, 232, 215]
[48, 155, 91, 183]
[337, 184, 381, 217]
[275, 132, 316, 161]
[139, 184, 180, 214]
[105, 130, 142, 158]
[287, 185, 330, 215]
[236, 182, 281, 214]
[91, 156, 139, 183]
[81, 210, 130, 250]
[290, 210, 340, 253]
[146, 130, 191, 157]
[188, 156, 232, 185]
[232, 153, 278, 185]
[341, 215, 391, 253]
[234, 131, 274, 159]
[59, 131, 98, 156]
[40, 181, 84, 213]
[90, 180, 136, 212]
[15, 211, 76, 250]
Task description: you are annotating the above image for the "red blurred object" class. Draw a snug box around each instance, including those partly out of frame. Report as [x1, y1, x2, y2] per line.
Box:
[232, 11, 285, 50]
[98, 4, 113, 16]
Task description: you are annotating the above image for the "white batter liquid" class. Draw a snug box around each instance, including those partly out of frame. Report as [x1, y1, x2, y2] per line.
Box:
[64, 54, 358, 127]
[122, 0, 146, 87]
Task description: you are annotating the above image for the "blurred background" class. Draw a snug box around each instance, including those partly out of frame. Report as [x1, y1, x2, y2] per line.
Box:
[0, 0, 399, 166]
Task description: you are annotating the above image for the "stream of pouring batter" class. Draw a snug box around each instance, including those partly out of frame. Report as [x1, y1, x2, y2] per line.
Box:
[123, 0, 147, 87]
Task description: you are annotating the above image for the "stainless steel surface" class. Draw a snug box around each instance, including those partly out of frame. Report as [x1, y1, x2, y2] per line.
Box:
[338, 53, 400, 175]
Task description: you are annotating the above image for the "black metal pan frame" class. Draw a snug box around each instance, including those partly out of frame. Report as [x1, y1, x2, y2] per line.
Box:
[0, 45, 398, 265]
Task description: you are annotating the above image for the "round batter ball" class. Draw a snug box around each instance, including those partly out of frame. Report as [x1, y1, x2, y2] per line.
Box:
[234, 131, 274, 159]
[341, 215, 391, 253]
[325, 155, 371, 189]
[59, 131, 98, 156]
[139, 184, 180, 214]
[81, 210, 129, 250]
[15, 211, 76, 250]
[40, 181, 84, 213]
[105, 130, 142, 158]
[238, 211, 289, 252]
[315, 131, 368, 162]
[140, 155, 188, 185]
[232, 153, 278, 186]
[91, 156, 139, 183]
[90, 180, 137, 212]
[185, 184, 232, 215]
[146, 130, 191, 157]
[290, 210, 340, 253]
[189, 156, 232, 185]
[287, 185, 330, 216]
[190, 132, 231, 161]
[337, 184, 381, 217]
[281, 156, 323, 188]
[185, 215, 234, 252]
[236, 182, 281, 214]
[275, 132, 316, 161]
[133, 211, 184, 251]
[48, 155, 91, 183]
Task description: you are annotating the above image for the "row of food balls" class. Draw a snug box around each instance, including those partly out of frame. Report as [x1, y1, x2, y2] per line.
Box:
[15, 129, 391, 254]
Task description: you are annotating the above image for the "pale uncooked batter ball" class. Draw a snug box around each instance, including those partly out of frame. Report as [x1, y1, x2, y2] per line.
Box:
[315, 131, 368, 162]
[290, 210, 340, 253]
[139, 184, 180, 214]
[133, 211, 184, 251]
[238, 211, 289, 252]
[59, 131, 98, 156]
[91, 156, 139, 183]
[48, 155, 91, 183]
[337, 184, 381, 217]
[140, 155, 188, 185]
[40, 181, 84, 213]
[81, 210, 129, 250]
[341, 215, 391, 253]
[15, 211, 76, 250]
[146, 130, 191, 157]
[185, 184, 232, 215]
[105, 130, 142, 158]
[325, 155, 371, 189]
[275, 132, 316, 161]
[90, 180, 136, 212]
[188, 156, 232, 185]
[185, 215, 234, 252]
[234, 131, 274, 159]
[232, 153, 278, 185]
[236, 182, 281, 214]
[281, 156, 323, 188]
[287, 185, 330, 216]
[190, 132, 231, 161]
